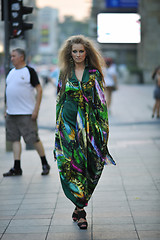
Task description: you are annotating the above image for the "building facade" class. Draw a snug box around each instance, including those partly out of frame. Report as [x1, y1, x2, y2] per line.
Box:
[138, 0, 160, 82]
[90, 0, 160, 83]
[37, 7, 59, 63]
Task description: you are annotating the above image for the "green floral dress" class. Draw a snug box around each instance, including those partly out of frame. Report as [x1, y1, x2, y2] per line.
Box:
[54, 67, 116, 208]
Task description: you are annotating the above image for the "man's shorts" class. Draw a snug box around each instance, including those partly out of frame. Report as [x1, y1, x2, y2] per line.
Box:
[6, 114, 40, 144]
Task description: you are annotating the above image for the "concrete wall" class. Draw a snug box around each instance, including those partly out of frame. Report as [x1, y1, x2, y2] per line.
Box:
[138, 0, 160, 83]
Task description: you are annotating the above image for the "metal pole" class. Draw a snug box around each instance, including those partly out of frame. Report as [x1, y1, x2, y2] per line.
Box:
[3, 0, 12, 151]
[3, 0, 10, 77]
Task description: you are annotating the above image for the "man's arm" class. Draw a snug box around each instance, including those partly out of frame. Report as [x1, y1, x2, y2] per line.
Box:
[32, 84, 42, 120]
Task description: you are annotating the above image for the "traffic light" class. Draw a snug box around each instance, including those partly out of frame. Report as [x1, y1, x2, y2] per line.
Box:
[9, 0, 33, 39]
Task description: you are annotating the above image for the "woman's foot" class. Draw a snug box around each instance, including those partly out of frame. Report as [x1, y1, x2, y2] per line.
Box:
[77, 208, 88, 229]
[72, 207, 78, 222]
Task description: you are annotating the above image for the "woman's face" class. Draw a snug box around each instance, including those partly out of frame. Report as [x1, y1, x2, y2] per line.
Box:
[71, 43, 86, 65]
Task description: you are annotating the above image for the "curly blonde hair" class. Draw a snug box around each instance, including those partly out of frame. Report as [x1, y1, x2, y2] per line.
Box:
[58, 35, 105, 91]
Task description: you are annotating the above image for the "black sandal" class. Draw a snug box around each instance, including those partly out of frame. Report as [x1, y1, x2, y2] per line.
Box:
[77, 209, 88, 229]
[72, 207, 78, 222]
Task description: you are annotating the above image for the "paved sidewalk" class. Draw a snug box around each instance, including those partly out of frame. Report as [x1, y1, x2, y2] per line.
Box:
[0, 81, 160, 240]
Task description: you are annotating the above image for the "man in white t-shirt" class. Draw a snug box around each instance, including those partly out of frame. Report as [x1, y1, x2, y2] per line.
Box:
[3, 48, 50, 177]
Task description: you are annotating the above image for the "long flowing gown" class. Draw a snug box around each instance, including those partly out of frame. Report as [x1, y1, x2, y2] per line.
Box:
[54, 67, 116, 208]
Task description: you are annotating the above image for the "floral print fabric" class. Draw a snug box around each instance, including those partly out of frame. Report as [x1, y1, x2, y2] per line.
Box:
[54, 68, 116, 208]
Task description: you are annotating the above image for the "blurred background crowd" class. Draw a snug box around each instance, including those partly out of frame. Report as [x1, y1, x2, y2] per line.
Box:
[0, 0, 160, 87]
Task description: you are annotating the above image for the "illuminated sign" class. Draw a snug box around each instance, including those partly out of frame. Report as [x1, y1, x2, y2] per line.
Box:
[105, 0, 138, 8]
[97, 13, 141, 43]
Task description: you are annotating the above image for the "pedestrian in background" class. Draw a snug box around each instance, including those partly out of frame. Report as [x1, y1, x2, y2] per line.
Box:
[50, 66, 60, 90]
[3, 48, 50, 177]
[152, 65, 160, 118]
[104, 58, 118, 111]
[54, 35, 116, 229]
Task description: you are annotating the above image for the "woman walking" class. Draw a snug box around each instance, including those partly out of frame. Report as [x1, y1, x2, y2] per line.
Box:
[54, 35, 116, 229]
[152, 65, 160, 118]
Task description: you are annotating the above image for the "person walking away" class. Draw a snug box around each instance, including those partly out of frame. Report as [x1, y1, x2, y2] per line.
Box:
[152, 65, 160, 118]
[104, 58, 118, 111]
[3, 48, 50, 177]
[54, 35, 116, 230]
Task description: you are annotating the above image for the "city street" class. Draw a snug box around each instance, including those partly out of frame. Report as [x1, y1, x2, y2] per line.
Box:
[0, 79, 160, 240]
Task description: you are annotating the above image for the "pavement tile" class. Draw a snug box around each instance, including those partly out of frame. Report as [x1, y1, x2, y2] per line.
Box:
[95, 184, 124, 191]
[0, 83, 160, 240]
[93, 211, 132, 218]
[0, 227, 7, 234]
[0, 216, 13, 220]
[127, 194, 160, 201]
[13, 214, 52, 220]
[0, 188, 28, 195]
[13, 208, 54, 217]
[20, 197, 57, 204]
[8, 218, 51, 227]
[132, 216, 160, 224]
[93, 200, 129, 208]
[24, 193, 58, 199]
[0, 211, 16, 217]
[0, 198, 23, 205]
[5, 225, 49, 234]
[51, 217, 91, 226]
[93, 230, 138, 240]
[93, 224, 135, 231]
[0, 233, 46, 240]
[93, 216, 134, 225]
[0, 194, 24, 200]
[19, 203, 56, 210]
[55, 200, 74, 209]
[130, 204, 160, 212]
[123, 184, 158, 191]
[132, 210, 160, 218]
[47, 231, 91, 240]
[0, 220, 10, 227]
[49, 224, 91, 233]
[138, 230, 160, 240]
[136, 224, 160, 231]
[93, 205, 131, 213]
[0, 204, 20, 211]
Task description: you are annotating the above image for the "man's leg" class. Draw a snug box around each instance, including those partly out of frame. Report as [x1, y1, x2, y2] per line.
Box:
[3, 141, 22, 177]
[34, 140, 45, 156]
[34, 140, 50, 175]
[21, 115, 50, 175]
[13, 141, 21, 160]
